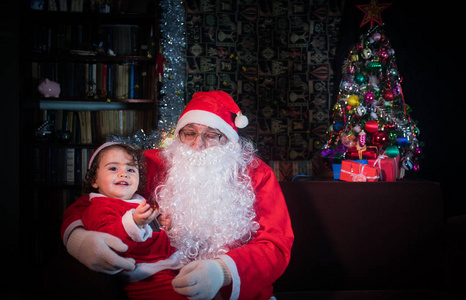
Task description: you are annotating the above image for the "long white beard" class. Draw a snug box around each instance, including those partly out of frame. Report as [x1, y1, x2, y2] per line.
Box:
[156, 139, 259, 262]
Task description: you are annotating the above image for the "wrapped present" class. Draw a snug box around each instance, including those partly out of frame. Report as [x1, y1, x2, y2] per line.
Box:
[346, 145, 378, 160]
[340, 160, 380, 182]
[368, 154, 400, 182]
[321, 144, 345, 164]
[332, 160, 367, 180]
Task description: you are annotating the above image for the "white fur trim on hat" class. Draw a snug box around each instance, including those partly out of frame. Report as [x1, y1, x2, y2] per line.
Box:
[235, 113, 248, 129]
[176, 110, 239, 142]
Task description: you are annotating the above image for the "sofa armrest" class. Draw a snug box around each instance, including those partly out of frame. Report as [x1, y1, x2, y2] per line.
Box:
[446, 215, 466, 298]
[446, 215, 466, 251]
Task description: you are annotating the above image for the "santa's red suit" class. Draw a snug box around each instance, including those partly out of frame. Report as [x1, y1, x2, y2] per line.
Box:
[62, 148, 294, 300]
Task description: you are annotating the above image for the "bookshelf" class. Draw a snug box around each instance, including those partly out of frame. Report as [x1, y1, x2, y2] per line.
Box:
[20, 0, 160, 265]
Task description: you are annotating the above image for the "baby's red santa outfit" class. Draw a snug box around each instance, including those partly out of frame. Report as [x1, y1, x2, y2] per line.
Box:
[61, 91, 294, 300]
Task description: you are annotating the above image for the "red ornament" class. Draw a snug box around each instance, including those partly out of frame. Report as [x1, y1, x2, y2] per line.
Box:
[382, 89, 395, 101]
[372, 131, 390, 147]
[365, 120, 379, 133]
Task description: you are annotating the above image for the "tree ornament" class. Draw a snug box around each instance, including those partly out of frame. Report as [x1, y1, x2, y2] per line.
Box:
[367, 61, 382, 70]
[347, 95, 360, 107]
[359, 130, 366, 147]
[356, 105, 367, 116]
[382, 89, 395, 101]
[401, 156, 414, 170]
[341, 132, 357, 148]
[379, 49, 388, 59]
[364, 91, 376, 103]
[356, 0, 393, 28]
[372, 130, 390, 147]
[413, 160, 420, 172]
[396, 136, 409, 146]
[385, 145, 400, 158]
[354, 71, 367, 84]
[333, 121, 344, 132]
[389, 68, 398, 76]
[372, 32, 381, 41]
[361, 48, 372, 59]
[365, 120, 379, 133]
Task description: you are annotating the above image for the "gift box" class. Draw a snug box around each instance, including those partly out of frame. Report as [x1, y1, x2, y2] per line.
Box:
[332, 160, 367, 180]
[368, 154, 400, 182]
[321, 144, 345, 164]
[339, 160, 380, 182]
[346, 146, 378, 160]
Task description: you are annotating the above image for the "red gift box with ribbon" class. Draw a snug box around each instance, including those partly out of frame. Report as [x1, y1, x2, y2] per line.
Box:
[346, 145, 378, 160]
[340, 160, 380, 182]
[368, 154, 400, 182]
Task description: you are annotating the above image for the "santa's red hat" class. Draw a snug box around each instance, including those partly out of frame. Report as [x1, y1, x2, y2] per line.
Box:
[175, 91, 248, 142]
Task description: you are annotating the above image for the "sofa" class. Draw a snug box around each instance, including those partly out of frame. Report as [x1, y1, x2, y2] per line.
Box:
[31, 181, 464, 300]
[273, 180, 462, 300]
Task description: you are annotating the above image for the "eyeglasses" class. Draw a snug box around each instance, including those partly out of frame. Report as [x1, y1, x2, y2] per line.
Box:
[179, 129, 224, 145]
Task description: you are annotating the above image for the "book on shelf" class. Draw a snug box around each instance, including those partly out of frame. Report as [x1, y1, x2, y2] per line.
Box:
[33, 146, 94, 185]
[31, 23, 144, 56]
[32, 61, 153, 100]
[38, 109, 155, 145]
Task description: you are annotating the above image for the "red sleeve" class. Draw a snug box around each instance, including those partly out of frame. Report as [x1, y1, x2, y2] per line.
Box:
[224, 159, 294, 299]
[81, 197, 136, 251]
[61, 194, 91, 240]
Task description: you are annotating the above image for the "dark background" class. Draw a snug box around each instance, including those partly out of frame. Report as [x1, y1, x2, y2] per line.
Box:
[0, 0, 463, 295]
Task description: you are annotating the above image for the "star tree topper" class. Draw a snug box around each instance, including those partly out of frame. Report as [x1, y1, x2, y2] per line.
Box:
[356, 0, 392, 28]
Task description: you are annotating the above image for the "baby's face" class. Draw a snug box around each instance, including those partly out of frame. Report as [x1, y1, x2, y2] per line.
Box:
[92, 148, 139, 200]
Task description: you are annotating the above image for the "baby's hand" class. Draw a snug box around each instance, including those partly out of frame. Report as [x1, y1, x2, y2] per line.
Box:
[157, 213, 172, 230]
[133, 200, 157, 228]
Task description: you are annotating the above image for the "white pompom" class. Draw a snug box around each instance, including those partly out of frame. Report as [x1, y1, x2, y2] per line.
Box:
[235, 113, 249, 128]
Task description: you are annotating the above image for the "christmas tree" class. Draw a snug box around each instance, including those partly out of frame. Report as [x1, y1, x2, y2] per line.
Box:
[323, 25, 422, 176]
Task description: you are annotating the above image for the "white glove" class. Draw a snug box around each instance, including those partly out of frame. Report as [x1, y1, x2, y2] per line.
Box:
[172, 260, 224, 300]
[66, 227, 136, 274]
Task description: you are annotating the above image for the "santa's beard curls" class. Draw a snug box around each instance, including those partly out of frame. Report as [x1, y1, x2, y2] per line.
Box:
[155, 138, 259, 262]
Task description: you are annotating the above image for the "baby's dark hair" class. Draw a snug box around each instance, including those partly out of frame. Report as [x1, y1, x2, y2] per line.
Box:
[83, 143, 147, 194]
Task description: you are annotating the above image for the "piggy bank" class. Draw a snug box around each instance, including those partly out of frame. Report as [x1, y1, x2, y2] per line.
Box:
[38, 78, 61, 98]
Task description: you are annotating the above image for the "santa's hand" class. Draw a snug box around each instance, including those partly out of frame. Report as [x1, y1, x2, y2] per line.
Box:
[66, 227, 136, 274]
[172, 260, 224, 300]
[158, 213, 172, 230]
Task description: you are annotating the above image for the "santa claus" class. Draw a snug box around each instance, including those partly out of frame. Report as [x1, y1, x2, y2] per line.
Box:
[61, 91, 294, 300]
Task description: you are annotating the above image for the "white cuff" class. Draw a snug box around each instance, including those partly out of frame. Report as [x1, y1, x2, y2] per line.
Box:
[122, 209, 152, 242]
[218, 254, 240, 300]
[65, 225, 87, 258]
[63, 220, 84, 247]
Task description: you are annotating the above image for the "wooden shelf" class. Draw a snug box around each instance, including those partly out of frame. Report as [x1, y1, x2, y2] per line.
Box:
[20, 1, 160, 265]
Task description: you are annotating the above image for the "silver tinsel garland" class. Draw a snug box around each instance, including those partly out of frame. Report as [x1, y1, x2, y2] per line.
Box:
[108, 0, 186, 149]
[158, 0, 186, 139]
